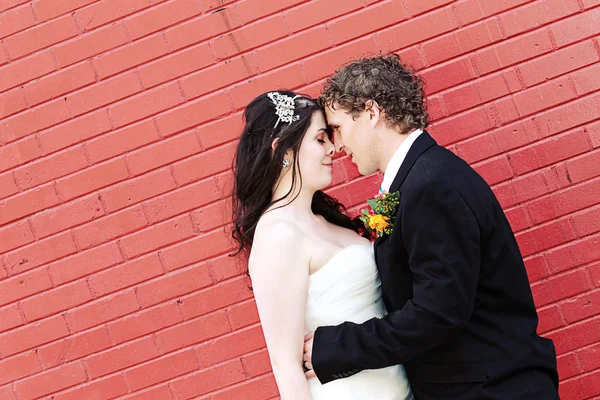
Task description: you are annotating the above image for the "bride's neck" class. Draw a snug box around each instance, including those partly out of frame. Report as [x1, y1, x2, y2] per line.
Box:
[270, 170, 315, 215]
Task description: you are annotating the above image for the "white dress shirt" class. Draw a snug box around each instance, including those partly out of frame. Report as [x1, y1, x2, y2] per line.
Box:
[380, 129, 423, 193]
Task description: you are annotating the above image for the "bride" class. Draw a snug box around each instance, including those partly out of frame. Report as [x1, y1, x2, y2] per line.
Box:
[231, 90, 413, 399]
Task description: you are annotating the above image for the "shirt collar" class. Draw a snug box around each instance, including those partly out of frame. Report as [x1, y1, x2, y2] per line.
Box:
[380, 129, 423, 193]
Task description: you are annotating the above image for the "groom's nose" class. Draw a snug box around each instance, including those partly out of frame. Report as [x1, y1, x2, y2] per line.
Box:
[333, 131, 344, 153]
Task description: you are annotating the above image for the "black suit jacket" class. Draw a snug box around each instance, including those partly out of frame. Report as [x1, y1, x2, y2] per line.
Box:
[313, 132, 559, 399]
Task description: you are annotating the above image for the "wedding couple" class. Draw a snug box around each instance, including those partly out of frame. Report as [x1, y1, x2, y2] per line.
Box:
[231, 54, 560, 399]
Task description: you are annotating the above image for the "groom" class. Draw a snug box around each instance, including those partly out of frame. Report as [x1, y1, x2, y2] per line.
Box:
[302, 54, 560, 399]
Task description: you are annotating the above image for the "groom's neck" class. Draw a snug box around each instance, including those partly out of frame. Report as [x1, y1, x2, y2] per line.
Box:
[378, 128, 412, 173]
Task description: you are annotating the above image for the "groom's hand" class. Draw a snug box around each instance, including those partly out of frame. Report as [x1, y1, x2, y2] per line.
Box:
[303, 331, 316, 379]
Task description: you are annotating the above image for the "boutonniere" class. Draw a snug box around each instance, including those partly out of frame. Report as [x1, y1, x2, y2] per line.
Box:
[359, 191, 400, 239]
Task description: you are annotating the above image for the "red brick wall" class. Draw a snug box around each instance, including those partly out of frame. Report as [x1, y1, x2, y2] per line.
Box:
[0, 0, 599, 399]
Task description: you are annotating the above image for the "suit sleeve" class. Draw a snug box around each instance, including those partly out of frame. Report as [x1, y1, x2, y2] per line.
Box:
[312, 181, 481, 384]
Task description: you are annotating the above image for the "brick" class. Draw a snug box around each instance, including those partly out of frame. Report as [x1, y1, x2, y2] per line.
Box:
[122, 215, 195, 258]
[38, 326, 112, 368]
[456, 19, 503, 53]
[170, 358, 246, 399]
[431, 107, 494, 146]
[0, 351, 41, 386]
[509, 129, 591, 175]
[478, 0, 536, 15]
[405, 0, 454, 15]
[73, 206, 147, 249]
[442, 83, 482, 115]
[53, 375, 129, 400]
[89, 253, 163, 296]
[423, 33, 462, 66]
[513, 76, 576, 117]
[0, 303, 24, 333]
[5, 15, 78, 60]
[284, 0, 362, 33]
[2, 231, 76, 276]
[519, 40, 599, 87]
[0, 51, 55, 93]
[591, 120, 600, 148]
[101, 167, 176, 212]
[31, 194, 104, 239]
[0, 172, 18, 199]
[75, 0, 153, 32]
[15, 361, 87, 400]
[139, 42, 214, 88]
[67, 71, 142, 117]
[505, 206, 531, 232]
[551, 7, 600, 47]
[0, 136, 35, 173]
[235, 0, 305, 23]
[0, 220, 35, 254]
[572, 205, 600, 239]
[0, 315, 70, 357]
[532, 268, 592, 307]
[0, 4, 35, 39]
[56, 158, 130, 201]
[494, 169, 557, 209]
[110, 83, 184, 128]
[38, 110, 112, 155]
[49, 242, 123, 285]
[196, 325, 265, 367]
[94, 33, 167, 79]
[14, 146, 88, 190]
[209, 254, 247, 283]
[566, 150, 600, 184]
[0, 88, 27, 119]
[212, 15, 288, 60]
[0, 267, 53, 307]
[549, 317, 600, 355]
[164, 8, 241, 51]
[181, 55, 257, 100]
[242, 349, 271, 377]
[87, 336, 159, 378]
[22, 280, 94, 322]
[535, 92, 600, 137]
[24, 62, 96, 107]
[155, 91, 233, 137]
[473, 156, 513, 185]
[578, 340, 600, 372]
[87, 120, 160, 164]
[136, 261, 212, 307]
[0, 99, 70, 144]
[255, 27, 331, 72]
[125, 0, 200, 40]
[54, 23, 129, 67]
[421, 57, 474, 95]
[144, 177, 221, 224]
[155, 311, 231, 354]
[210, 373, 278, 400]
[108, 301, 183, 344]
[124, 349, 199, 391]
[226, 300, 259, 330]
[329, 1, 407, 45]
[197, 112, 243, 149]
[536, 305, 565, 334]
[562, 290, 600, 324]
[302, 36, 379, 83]
[126, 130, 201, 176]
[556, 352, 581, 380]
[572, 62, 600, 96]
[173, 141, 237, 185]
[524, 255, 550, 283]
[180, 277, 252, 319]
[33, 0, 97, 22]
[378, 7, 457, 52]
[0, 385, 15, 400]
[200, 0, 236, 12]
[191, 199, 233, 233]
[117, 385, 172, 400]
[160, 228, 232, 270]
[499, 0, 579, 38]
[66, 290, 140, 332]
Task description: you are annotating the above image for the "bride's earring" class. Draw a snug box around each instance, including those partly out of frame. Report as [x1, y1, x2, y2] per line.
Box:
[282, 159, 290, 168]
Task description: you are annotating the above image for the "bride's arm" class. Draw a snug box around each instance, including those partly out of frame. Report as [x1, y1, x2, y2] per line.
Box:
[249, 221, 312, 400]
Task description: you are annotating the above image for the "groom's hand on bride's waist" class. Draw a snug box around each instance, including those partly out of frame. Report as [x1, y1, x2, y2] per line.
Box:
[303, 331, 316, 379]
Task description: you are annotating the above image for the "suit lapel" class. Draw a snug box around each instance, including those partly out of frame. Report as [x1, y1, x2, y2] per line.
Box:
[374, 130, 436, 250]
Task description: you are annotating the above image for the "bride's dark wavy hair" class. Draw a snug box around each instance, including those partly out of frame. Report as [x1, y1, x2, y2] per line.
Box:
[231, 90, 366, 257]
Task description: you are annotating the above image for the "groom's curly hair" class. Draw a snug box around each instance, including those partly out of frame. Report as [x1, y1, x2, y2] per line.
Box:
[319, 53, 428, 134]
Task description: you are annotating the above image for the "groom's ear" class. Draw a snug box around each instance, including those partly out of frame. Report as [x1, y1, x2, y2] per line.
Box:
[365, 100, 381, 127]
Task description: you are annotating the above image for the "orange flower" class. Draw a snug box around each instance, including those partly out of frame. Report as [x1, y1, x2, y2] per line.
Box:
[368, 214, 389, 232]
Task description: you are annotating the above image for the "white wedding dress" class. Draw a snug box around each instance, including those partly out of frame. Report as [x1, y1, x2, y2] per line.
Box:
[305, 244, 413, 399]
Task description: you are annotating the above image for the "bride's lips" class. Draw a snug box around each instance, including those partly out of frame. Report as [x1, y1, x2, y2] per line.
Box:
[323, 163, 333, 169]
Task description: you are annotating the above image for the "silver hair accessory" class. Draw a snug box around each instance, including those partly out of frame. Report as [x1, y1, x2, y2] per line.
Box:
[268, 92, 300, 128]
[282, 159, 290, 168]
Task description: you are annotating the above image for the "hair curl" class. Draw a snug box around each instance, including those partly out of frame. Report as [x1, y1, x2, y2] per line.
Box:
[319, 53, 428, 133]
